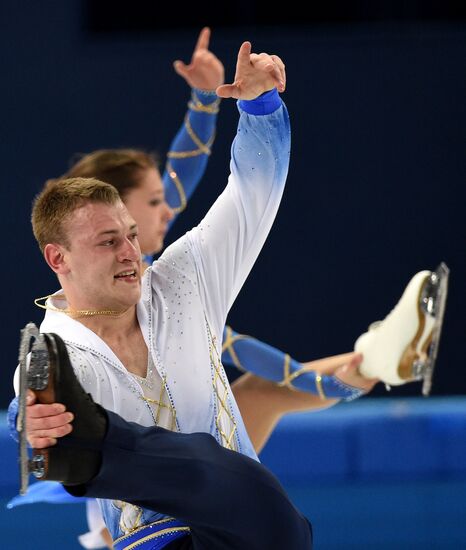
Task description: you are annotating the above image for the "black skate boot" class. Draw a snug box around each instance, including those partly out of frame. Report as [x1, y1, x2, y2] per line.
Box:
[17, 323, 107, 494]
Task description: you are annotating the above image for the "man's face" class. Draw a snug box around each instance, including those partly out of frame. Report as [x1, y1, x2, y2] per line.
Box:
[60, 200, 142, 311]
[123, 168, 174, 255]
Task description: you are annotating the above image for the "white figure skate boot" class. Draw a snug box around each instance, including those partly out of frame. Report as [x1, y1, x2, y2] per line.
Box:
[355, 263, 449, 395]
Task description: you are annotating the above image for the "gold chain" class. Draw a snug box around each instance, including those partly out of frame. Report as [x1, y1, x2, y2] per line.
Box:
[34, 294, 128, 318]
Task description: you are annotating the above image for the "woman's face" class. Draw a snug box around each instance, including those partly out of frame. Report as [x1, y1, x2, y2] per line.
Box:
[123, 168, 174, 255]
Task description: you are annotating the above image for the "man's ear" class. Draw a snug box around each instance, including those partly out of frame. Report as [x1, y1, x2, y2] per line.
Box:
[43, 243, 70, 274]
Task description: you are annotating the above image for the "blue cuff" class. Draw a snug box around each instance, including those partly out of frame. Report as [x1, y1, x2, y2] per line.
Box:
[192, 88, 219, 105]
[239, 89, 281, 116]
[8, 396, 19, 443]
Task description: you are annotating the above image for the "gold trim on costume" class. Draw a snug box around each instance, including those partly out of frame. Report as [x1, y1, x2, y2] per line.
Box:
[113, 517, 190, 548]
[166, 149, 206, 159]
[221, 326, 250, 372]
[315, 375, 326, 401]
[134, 367, 177, 432]
[188, 100, 220, 114]
[207, 325, 238, 451]
[117, 502, 144, 535]
[165, 101, 217, 215]
[165, 160, 187, 214]
[121, 526, 191, 549]
[184, 115, 215, 154]
[167, 114, 215, 159]
[279, 358, 327, 399]
[278, 353, 295, 390]
[142, 393, 177, 432]
[188, 90, 220, 114]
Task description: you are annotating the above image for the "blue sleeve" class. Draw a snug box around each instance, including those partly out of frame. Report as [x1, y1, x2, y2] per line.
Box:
[163, 88, 220, 230]
[222, 326, 364, 401]
[7, 396, 19, 443]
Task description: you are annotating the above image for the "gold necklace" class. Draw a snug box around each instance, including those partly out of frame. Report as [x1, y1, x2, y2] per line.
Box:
[34, 294, 128, 318]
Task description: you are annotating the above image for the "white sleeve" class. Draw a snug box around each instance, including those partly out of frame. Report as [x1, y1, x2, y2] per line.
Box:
[186, 101, 290, 333]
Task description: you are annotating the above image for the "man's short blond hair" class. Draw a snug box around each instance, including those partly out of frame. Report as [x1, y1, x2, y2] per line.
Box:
[32, 177, 121, 252]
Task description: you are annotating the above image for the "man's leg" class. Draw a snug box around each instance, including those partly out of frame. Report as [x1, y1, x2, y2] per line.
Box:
[20, 326, 312, 549]
[70, 409, 312, 550]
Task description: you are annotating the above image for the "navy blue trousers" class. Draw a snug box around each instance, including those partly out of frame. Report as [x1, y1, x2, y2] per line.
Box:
[68, 410, 312, 550]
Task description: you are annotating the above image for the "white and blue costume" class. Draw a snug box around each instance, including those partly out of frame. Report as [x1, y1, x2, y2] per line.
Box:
[13, 90, 291, 544]
[9, 84, 360, 548]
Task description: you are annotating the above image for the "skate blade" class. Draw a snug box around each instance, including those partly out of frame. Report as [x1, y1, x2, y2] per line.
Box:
[17, 323, 49, 495]
[421, 262, 449, 396]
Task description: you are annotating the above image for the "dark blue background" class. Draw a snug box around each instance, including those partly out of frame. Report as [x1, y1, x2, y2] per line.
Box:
[1, 2, 464, 407]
